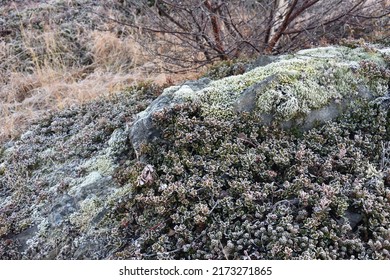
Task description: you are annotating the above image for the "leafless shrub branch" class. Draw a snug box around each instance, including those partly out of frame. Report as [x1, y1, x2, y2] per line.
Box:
[48, 0, 390, 71]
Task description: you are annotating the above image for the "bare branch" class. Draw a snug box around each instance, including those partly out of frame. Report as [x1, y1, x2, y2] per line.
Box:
[103, 0, 390, 71]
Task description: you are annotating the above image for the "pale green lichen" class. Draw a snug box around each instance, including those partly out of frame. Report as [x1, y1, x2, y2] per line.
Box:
[196, 46, 389, 121]
[83, 155, 115, 176]
[296, 45, 388, 65]
[69, 171, 102, 195]
[106, 183, 134, 208]
[69, 197, 102, 232]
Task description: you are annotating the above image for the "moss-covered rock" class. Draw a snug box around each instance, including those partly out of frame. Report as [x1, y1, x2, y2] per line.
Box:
[130, 45, 389, 156]
[199, 46, 388, 120]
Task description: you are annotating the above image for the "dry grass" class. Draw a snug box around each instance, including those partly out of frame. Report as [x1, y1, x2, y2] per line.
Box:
[2, 0, 386, 144]
[0, 69, 134, 141]
[0, 2, 198, 144]
[0, 53, 188, 143]
[90, 31, 142, 71]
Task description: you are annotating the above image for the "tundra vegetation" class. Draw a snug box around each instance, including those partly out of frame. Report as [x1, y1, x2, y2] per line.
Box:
[0, 1, 390, 260]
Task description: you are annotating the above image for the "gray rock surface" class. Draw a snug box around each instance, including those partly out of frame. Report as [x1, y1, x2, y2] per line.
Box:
[129, 78, 211, 158]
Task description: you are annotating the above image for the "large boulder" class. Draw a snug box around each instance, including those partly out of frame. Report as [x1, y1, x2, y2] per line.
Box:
[129, 45, 390, 156]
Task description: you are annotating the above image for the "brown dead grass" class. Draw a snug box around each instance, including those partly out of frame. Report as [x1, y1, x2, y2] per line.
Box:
[0, 65, 190, 143]
[6, 1, 387, 144]
[0, 21, 199, 143]
[90, 31, 142, 71]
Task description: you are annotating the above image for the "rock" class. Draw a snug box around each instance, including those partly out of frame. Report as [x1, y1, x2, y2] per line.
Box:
[344, 210, 363, 230]
[129, 45, 390, 155]
[246, 55, 280, 71]
[234, 75, 278, 114]
[128, 78, 211, 158]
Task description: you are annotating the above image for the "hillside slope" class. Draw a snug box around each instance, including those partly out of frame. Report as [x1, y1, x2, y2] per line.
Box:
[1, 45, 390, 259]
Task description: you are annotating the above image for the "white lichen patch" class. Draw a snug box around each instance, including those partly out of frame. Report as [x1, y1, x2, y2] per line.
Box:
[174, 85, 196, 99]
[296, 46, 343, 58]
[377, 47, 390, 55]
[68, 171, 102, 196]
[37, 218, 50, 237]
[69, 196, 102, 232]
[277, 93, 300, 120]
[192, 45, 389, 121]
[297, 46, 387, 65]
[83, 155, 114, 176]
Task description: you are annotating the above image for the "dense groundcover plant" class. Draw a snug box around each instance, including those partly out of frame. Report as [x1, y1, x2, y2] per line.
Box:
[1, 45, 389, 259]
[113, 99, 390, 260]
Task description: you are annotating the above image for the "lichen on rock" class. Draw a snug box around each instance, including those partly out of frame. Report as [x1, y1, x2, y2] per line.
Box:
[129, 45, 389, 157]
[198, 45, 389, 124]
